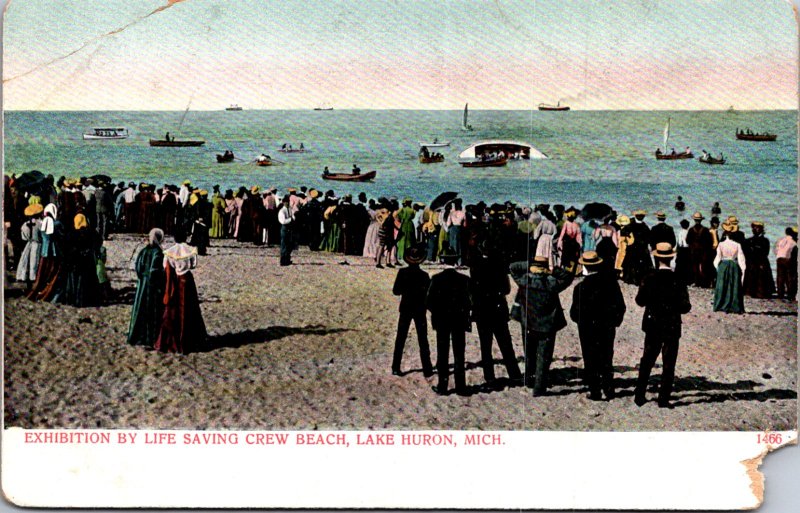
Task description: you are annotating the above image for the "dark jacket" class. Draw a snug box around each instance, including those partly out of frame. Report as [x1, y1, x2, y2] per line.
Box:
[392, 265, 430, 313]
[510, 261, 574, 334]
[426, 268, 471, 331]
[569, 271, 626, 329]
[469, 255, 511, 321]
[649, 222, 676, 250]
[635, 268, 691, 337]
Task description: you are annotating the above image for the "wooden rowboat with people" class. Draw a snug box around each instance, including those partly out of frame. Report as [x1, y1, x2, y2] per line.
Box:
[735, 130, 777, 142]
[655, 150, 694, 160]
[321, 170, 377, 182]
[419, 154, 444, 164]
[216, 151, 235, 163]
[699, 153, 726, 165]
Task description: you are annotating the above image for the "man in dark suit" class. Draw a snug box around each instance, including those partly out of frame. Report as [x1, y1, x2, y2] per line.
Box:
[391, 246, 434, 377]
[510, 256, 574, 396]
[469, 241, 523, 390]
[649, 211, 676, 251]
[634, 242, 692, 408]
[685, 212, 714, 288]
[569, 251, 626, 401]
[426, 247, 472, 395]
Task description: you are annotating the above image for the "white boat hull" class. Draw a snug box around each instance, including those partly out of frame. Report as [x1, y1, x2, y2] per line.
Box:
[418, 141, 450, 148]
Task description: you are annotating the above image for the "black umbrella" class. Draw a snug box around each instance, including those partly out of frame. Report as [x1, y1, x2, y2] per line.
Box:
[14, 170, 46, 192]
[90, 174, 112, 184]
[429, 191, 459, 211]
[581, 202, 613, 221]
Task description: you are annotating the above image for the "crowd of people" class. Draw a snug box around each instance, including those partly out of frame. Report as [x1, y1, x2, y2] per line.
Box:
[3, 172, 798, 404]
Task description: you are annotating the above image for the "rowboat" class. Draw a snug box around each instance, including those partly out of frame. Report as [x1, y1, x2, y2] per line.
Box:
[83, 127, 128, 140]
[538, 101, 570, 111]
[736, 131, 777, 141]
[460, 157, 508, 168]
[419, 154, 444, 164]
[256, 160, 274, 167]
[149, 139, 205, 147]
[419, 141, 450, 148]
[458, 140, 548, 161]
[699, 154, 726, 165]
[279, 148, 306, 153]
[322, 170, 377, 182]
[216, 153, 235, 163]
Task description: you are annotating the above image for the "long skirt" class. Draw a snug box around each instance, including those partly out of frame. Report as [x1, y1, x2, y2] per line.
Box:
[15, 240, 40, 282]
[26, 256, 63, 301]
[362, 221, 380, 259]
[713, 259, 745, 313]
[154, 268, 207, 354]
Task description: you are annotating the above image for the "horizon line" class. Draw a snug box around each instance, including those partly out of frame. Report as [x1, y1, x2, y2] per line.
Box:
[3, 107, 798, 113]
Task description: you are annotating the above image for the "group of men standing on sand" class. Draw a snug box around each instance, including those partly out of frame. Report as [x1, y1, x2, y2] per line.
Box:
[390, 237, 691, 408]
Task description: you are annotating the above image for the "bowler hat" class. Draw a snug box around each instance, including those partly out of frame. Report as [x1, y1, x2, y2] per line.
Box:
[578, 251, 603, 266]
[651, 242, 676, 258]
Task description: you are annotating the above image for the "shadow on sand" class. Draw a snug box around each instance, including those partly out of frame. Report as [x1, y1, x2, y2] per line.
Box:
[201, 325, 352, 352]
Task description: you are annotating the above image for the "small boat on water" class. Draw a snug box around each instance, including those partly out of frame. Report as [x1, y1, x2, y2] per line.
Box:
[699, 153, 726, 165]
[419, 140, 450, 148]
[256, 160, 274, 167]
[225, 104, 243, 111]
[461, 157, 508, 168]
[419, 154, 444, 164]
[216, 151, 235, 163]
[149, 139, 205, 147]
[538, 101, 570, 111]
[736, 129, 777, 141]
[279, 143, 306, 153]
[655, 118, 693, 159]
[322, 170, 377, 182]
[314, 103, 334, 111]
[83, 127, 129, 140]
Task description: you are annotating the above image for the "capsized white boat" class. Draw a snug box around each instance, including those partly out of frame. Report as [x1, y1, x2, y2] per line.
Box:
[458, 140, 547, 161]
[418, 140, 450, 148]
[83, 127, 129, 140]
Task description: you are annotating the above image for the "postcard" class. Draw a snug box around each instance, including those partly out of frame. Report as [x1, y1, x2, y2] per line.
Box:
[2, 0, 797, 509]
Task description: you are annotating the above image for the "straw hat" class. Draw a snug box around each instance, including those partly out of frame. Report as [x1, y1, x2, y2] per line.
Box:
[287, 187, 297, 193]
[751, 221, 764, 228]
[529, 255, 550, 270]
[578, 251, 603, 266]
[651, 242, 676, 258]
[402, 197, 413, 205]
[691, 212, 705, 221]
[403, 245, 426, 265]
[726, 215, 739, 225]
[617, 215, 631, 226]
[309, 189, 320, 199]
[199, 189, 209, 197]
[250, 185, 260, 194]
[24, 204, 44, 217]
[632, 209, 647, 217]
[182, 180, 191, 186]
[73, 213, 89, 231]
[655, 211, 667, 220]
[721, 220, 738, 232]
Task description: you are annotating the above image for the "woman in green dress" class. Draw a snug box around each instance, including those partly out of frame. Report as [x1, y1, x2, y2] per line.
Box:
[713, 222, 746, 314]
[394, 198, 416, 261]
[128, 228, 166, 347]
[209, 185, 226, 238]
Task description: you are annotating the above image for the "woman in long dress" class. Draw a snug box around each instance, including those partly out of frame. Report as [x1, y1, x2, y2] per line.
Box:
[15, 203, 44, 289]
[27, 203, 64, 301]
[57, 213, 101, 307]
[225, 189, 239, 238]
[154, 229, 207, 354]
[533, 216, 557, 270]
[614, 215, 632, 277]
[210, 187, 226, 238]
[362, 203, 381, 260]
[713, 223, 746, 313]
[128, 228, 166, 348]
[394, 198, 416, 261]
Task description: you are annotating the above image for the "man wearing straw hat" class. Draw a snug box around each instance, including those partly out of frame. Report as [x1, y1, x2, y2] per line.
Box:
[634, 242, 691, 408]
[570, 251, 626, 401]
[510, 255, 574, 396]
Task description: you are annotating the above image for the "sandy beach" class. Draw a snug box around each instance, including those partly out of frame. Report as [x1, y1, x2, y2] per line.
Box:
[3, 234, 797, 431]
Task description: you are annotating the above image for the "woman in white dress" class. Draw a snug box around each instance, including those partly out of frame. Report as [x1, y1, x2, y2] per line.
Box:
[16, 203, 44, 288]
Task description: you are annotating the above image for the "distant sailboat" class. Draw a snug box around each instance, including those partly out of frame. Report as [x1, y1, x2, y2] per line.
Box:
[461, 103, 473, 131]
